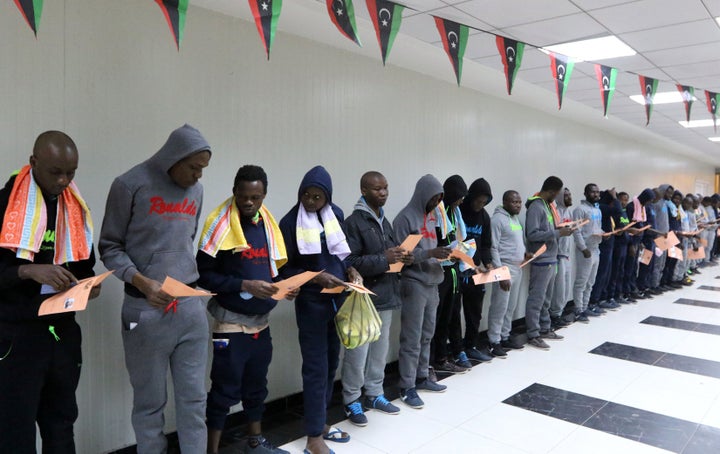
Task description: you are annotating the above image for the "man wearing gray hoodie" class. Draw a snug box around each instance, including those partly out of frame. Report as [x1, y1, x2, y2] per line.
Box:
[393, 174, 451, 410]
[548, 188, 574, 328]
[572, 184, 603, 319]
[99, 124, 212, 453]
[651, 184, 673, 290]
[487, 190, 528, 357]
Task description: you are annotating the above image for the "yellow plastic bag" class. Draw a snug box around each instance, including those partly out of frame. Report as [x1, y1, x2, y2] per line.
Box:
[335, 290, 382, 349]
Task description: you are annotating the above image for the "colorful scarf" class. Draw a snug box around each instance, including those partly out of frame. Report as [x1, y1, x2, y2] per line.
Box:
[296, 203, 350, 259]
[198, 197, 287, 277]
[0, 165, 93, 264]
[434, 201, 467, 242]
[631, 197, 647, 222]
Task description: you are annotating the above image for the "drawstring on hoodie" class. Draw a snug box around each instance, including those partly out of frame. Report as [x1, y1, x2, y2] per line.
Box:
[48, 325, 60, 341]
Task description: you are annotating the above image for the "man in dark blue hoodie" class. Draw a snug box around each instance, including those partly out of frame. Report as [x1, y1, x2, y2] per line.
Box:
[100, 124, 212, 454]
[623, 189, 655, 301]
[279, 166, 360, 454]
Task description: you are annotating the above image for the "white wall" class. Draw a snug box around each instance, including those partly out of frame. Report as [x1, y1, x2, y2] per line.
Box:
[0, 1, 713, 452]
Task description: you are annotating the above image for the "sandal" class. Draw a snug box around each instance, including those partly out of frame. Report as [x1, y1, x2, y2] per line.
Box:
[322, 426, 350, 443]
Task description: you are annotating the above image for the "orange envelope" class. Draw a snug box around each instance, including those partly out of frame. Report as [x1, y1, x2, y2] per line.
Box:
[688, 246, 705, 260]
[666, 231, 680, 247]
[387, 234, 422, 273]
[520, 244, 547, 268]
[699, 237, 708, 247]
[449, 248, 476, 270]
[321, 282, 376, 295]
[38, 271, 114, 316]
[630, 225, 651, 236]
[620, 221, 637, 231]
[639, 248, 653, 265]
[161, 276, 214, 297]
[272, 270, 322, 300]
[667, 246, 682, 261]
[473, 266, 511, 285]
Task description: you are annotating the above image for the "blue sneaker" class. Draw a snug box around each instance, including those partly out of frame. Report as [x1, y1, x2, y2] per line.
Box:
[416, 378, 447, 393]
[465, 347, 493, 362]
[343, 400, 368, 426]
[400, 387, 424, 409]
[244, 435, 290, 454]
[455, 351, 473, 369]
[363, 394, 400, 415]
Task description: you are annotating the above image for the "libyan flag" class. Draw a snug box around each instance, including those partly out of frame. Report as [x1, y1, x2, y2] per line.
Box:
[496, 35, 524, 95]
[549, 52, 574, 110]
[14, 0, 43, 36]
[594, 64, 617, 118]
[367, 0, 404, 65]
[434, 17, 468, 86]
[248, 0, 282, 60]
[156, 0, 189, 50]
[327, 0, 362, 47]
[706, 90, 720, 132]
[676, 85, 695, 123]
[638, 75, 658, 126]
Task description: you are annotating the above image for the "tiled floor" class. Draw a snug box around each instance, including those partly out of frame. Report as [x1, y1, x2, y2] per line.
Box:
[223, 269, 720, 454]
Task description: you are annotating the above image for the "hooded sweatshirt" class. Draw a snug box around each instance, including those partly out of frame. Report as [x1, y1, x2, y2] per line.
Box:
[572, 199, 603, 252]
[555, 190, 573, 257]
[627, 188, 655, 245]
[525, 195, 559, 262]
[437, 175, 468, 248]
[99, 124, 210, 293]
[460, 178, 493, 266]
[653, 184, 672, 233]
[279, 166, 347, 296]
[393, 174, 445, 285]
[490, 206, 525, 267]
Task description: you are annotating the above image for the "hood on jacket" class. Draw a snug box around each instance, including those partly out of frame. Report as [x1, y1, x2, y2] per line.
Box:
[297, 165, 333, 203]
[443, 175, 468, 206]
[555, 188, 569, 209]
[493, 205, 512, 217]
[464, 178, 493, 207]
[658, 183, 673, 200]
[408, 174, 443, 214]
[599, 190, 615, 205]
[638, 188, 655, 205]
[149, 124, 211, 173]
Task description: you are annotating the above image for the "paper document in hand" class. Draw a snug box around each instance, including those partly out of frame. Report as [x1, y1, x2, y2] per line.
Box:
[38, 271, 114, 316]
[520, 244, 547, 268]
[321, 282, 377, 295]
[161, 276, 214, 297]
[387, 234, 422, 273]
[272, 270, 322, 300]
[473, 266, 511, 285]
[688, 246, 705, 260]
[668, 246, 682, 260]
[639, 248, 653, 265]
[449, 248, 476, 270]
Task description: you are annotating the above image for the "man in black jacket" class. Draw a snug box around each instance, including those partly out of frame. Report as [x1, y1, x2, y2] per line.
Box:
[0, 131, 99, 453]
[340, 171, 413, 426]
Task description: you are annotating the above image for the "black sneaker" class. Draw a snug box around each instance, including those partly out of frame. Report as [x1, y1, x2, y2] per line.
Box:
[465, 347, 493, 362]
[435, 359, 469, 374]
[585, 307, 602, 317]
[344, 400, 368, 427]
[501, 338, 525, 350]
[416, 378, 447, 393]
[363, 394, 400, 415]
[615, 296, 630, 305]
[551, 316, 569, 329]
[527, 337, 550, 350]
[540, 330, 564, 340]
[400, 387, 424, 409]
[489, 342, 508, 358]
[575, 312, 590, 323]
[245, 435, 290, 454]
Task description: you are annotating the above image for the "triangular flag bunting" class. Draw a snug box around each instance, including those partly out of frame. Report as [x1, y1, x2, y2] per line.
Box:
[676, 85, 695, 123]
[327, 0, 362, 46]
[366, 0, 404, 65]
[706, 90, 720, 133]
[14, 0, 43, 36]
[155, 0, 189, 50]
[434, 17, 469, 86]
[638, 75, 658, 126]
[248, 0, 283, 60]
[549, 53, 574, 110]
[496, 36, 524, 95]
[594, 64, 617, 118]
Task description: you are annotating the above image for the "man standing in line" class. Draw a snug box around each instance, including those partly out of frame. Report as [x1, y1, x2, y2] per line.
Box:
[0, 131, 99, 453]
[99, 124, 212, 453]
[524, 176, 573, 349]
[548, 188, 574, 329]
[572, 184, 603, 320]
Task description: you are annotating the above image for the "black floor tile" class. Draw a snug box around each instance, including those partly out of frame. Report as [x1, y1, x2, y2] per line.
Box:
[589, 341, 664, 365]
[502, 383, 607, 425]
[640, 316, 720, 336]
[683, 424, 720, 454]
[674, 298, 720, 310]
[698, 285, 720, 291]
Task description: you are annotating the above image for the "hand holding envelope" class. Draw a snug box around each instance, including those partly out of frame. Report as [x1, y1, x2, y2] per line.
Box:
[321, 282, 377, 295]
[388, 234, 422, 273]
[272, 270, 323, 300]
[38, 271, 114, 316]
[520, 244, 547, 268]
[473, 266, 511, 285]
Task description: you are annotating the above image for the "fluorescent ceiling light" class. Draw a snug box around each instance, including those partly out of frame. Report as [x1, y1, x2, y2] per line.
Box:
[630, 91, 697, 105]
[679, 119, 716, 128]
[541, 36, 636, 62]
[709, 137, 720, 142]
[716, 16, 720, 26]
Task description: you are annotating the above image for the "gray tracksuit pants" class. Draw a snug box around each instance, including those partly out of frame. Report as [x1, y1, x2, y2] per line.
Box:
[574, 249, 600, 312]
[487, 263, 522, 344]
[398, 279, 439, 390]
[651, 250, 667, 288]
[525, 263, 556, 339]
[121, 295, 209, 454]
[547, 256, 571, 318]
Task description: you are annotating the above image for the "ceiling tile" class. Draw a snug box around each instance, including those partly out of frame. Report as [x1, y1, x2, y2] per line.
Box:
[503, 12, 608, 47]
[587, 0, 710, 34]
[452, 0, 580, 28]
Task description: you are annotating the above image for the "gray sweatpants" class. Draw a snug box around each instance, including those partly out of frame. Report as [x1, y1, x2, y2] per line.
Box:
[704, 230, 716, 262]
[487, 263, 522, 344]
[547, 256, 571, 318]
[398, 279, 439, 390]
[651, 250, 667, 288]
[673, 238, 689, 281]
[525, 263, 556, 339]
[573, 249, 599, 312]
[341, 309, 394, 404]
[121, 294, 209, 454]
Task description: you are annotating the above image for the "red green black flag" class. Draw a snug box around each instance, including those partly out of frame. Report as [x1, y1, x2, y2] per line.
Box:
[706, 90, 720, 133]
[549, 52, 574, 110]
[248, 0, 282, 60]
[366, 0, 404, 65]
[638, 75, 658, 126]
[676, 85, 694, 123]
[434, 17, 469, 86]
[156, 0, 189, 50]
[14, 0, 43, 36]
[594, 64, 617, 118]
[327, 0, 362, 47]
[496, 35, 524, 95]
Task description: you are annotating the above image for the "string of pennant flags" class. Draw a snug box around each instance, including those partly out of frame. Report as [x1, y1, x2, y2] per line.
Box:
[10, 0, 720, 131]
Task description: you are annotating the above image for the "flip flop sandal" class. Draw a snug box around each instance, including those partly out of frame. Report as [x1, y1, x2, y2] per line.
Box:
[322, 426, 351, 443]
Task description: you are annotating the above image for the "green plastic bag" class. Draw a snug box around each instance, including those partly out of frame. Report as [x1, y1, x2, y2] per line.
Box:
[335, 290, 382, 349]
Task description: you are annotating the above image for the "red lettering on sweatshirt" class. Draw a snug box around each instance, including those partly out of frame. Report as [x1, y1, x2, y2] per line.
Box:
[149, 197, 198, 216]
[241, 245, 269, 260]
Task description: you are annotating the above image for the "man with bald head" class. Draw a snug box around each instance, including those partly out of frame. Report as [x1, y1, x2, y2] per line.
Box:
[0, 131, 98, 452]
